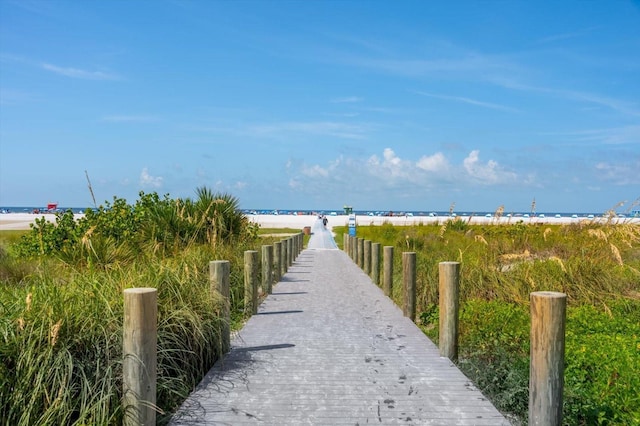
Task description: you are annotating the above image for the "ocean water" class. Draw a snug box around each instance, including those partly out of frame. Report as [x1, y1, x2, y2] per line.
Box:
[2, 206, 636, 218]
[0, 206, 91, 214]
[241, 209, 622, 218]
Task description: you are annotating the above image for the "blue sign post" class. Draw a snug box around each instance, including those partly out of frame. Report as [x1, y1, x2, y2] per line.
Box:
[348, 213, 356, 236]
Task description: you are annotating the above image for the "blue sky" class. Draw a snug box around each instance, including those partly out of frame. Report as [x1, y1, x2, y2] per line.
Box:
[1, 0, 639, 214]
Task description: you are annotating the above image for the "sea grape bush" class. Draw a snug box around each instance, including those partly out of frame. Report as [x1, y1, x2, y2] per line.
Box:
[11, 188, 253, 266]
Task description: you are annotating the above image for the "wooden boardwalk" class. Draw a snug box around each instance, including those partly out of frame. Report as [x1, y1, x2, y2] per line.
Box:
[170, 248, 510, 425]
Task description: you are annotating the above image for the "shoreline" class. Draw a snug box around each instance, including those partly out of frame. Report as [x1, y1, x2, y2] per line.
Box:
[1, 212, 638, 232]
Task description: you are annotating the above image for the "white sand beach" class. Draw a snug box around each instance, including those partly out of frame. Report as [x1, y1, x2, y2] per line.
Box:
[1, 212, 637, 232]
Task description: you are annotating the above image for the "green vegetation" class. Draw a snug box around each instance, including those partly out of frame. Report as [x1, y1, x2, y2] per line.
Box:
[0, 188, 260, 425]
[3, 202, 638, 425]
[336, 219, 640, 425]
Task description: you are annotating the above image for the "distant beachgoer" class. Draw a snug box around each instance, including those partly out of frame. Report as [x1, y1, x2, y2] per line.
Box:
[322, 215, 328, 227]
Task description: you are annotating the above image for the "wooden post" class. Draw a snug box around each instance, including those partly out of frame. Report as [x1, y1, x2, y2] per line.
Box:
[273, 241, 282, 283]
[244, 250, 258, 315]
[262, 245, 273, 295]
[383, 246, 394, 297]
[357, 238, 364, 268]
[529, 291, 566, 426]
[281, 239, 288, 275]
[353, 236, 357, 261]
[123, 288, 157, 426]
[439, 261, 460, 361]
[209, 260, 230, 353]
[292, 235, 297, 259]
[371, 243, 380, 285]
[351, 236, 357, 262]
[287, 238, 293, 266]
[403, 252, 416, 321]
[364, 240, 371, 275]
[290, 235, 295, 257]
[343, 234, 349, 252]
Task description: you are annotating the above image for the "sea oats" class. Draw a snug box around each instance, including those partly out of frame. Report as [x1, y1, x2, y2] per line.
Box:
[474, 235, 488, 245]
[25, 292, 32, 311]
[610, 243, 623, 266]
[50, 320, 62, 347]
[548, 256, 566, 273]
[588, 228, 608, 242]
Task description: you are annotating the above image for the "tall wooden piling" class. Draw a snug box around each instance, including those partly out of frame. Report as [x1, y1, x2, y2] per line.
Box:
[262, 245, 273, 295]
[281, 240, 288, 275]
[438, 261, 460, 361]
[383, 246, 394, 297]
[364, 240, 371, 275]
[371, 242, 380, 285]
[529, 291, 566, 426]
[123, 288, 157, 426]
[273, 241, 282, 283]
[357, 238, 364, 268]
[209, 260, 230, 353]
[402, 252, 416, 321]
[244, 250, 259, 315]
[287, 238, 293, 266]
[351, 236, 357, 262]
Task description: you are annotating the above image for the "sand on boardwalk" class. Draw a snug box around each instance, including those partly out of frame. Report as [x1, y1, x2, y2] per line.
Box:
[1, 212, 637, 232]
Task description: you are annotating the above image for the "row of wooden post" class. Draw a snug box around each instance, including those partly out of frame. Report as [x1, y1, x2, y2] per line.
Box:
[122, 232, 304, 425]
[343, 233, 566, 425]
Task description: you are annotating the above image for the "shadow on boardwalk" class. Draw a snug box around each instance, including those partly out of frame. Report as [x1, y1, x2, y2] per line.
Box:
[171, 249, 510, 425]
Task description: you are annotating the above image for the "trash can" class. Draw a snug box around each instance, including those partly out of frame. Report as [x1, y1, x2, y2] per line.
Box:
[303, 226, 311, 235]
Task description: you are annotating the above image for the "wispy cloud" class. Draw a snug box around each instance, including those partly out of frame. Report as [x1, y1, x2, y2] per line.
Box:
[42, 63, 119, 80]
[535, 26, 601, 45]
[543, 125, 640, 146]
[331, 96, 363, 103]
[414, 91, 519, 113]
[102, 115, 158, 123]
[335, 47, 523, 84]
[246, 121, 369, 140]
[0, 88, 39, 105]
[493, 79, 640, 117]
[595, 159, 640, 185]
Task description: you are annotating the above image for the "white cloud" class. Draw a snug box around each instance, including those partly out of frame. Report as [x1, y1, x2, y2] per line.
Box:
[139, 168, 163, 188]
[290, 147, 519, 197]
[301, 164, 329, 178]
[41, 63, 119, 80]
[367, 148, 413, 179]
[289, 178, 302, 189]
[417, 152, 449, 173]
[463, 150, 516, 184]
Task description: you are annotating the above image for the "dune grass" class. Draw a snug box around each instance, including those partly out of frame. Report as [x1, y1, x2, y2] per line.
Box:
[336, 219, 640, 425]
[0, 189, 260, 425]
